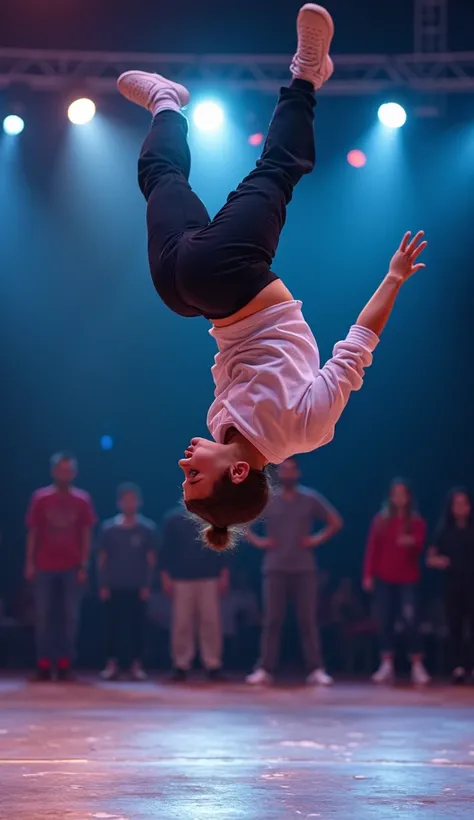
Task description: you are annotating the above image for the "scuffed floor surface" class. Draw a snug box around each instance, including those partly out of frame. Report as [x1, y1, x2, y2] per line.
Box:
[1, 677, 474, 819]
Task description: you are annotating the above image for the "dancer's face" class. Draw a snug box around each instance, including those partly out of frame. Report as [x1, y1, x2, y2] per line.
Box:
[179, 438, 250, 501]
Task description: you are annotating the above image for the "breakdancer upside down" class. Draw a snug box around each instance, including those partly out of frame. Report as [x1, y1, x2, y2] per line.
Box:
[117, 4, 427, 550]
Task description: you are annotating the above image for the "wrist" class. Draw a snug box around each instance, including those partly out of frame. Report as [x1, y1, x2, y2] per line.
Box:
[386, 271, 404, 286]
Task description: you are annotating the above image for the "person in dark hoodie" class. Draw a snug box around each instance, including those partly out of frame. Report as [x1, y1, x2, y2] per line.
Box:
[98, 483, 157, 681]
[427, 488, 474, 684]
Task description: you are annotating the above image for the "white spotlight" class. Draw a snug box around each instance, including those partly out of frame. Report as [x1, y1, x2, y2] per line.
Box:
[3, 114, 25, 135]
[378, 103, 407, 129]
[193, 102, 224, 132]
[68, 98, 96, 125]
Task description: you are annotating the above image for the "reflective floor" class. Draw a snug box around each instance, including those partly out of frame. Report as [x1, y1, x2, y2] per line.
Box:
[1, 677, 474, 819]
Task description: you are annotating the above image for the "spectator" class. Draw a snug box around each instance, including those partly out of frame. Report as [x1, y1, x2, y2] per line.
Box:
[363, 478, 430, 686]
[98, 483, 157, 681]
[246, 458, 342, 686]
[25, 452, 96, 681]
[160, 506, 229, 682]
[427, 488, 474, 684]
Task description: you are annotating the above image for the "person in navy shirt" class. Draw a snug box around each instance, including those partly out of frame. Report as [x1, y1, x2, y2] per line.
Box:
[98, 484, 157, 681]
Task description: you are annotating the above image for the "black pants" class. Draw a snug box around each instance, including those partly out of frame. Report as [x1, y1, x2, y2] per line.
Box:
[445, 578, 474, 670]
[105, 590, 146, 668]
[373, 580, 422, 656]
[138, 80, 316, 320]
[259, 572, 322, 674]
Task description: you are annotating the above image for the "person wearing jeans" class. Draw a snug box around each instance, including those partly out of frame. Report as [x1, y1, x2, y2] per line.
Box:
[363, 478, 430, 686]
[246, 458, 342, 686]
[98, 483, 157, 681]
[25, 452, 96, 681]
[160, 507, 229, 682]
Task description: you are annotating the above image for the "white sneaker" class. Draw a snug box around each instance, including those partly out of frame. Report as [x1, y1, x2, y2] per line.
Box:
[100, 660, 119, 681]
[130, 663, 148, 682]
[372, 660, 394, 685]
[290, 4, 335, 90]
[306, 668, 334, 686]
[411, 661, 431, 687]
[117, 70, 190, 114]
[246, 668, 273, 686]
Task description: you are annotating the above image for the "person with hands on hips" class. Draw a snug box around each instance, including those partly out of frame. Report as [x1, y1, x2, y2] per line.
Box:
[246, 458, 342, 687]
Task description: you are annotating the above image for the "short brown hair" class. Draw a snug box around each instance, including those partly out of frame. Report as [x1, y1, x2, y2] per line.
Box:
[185, 468, 270, 551]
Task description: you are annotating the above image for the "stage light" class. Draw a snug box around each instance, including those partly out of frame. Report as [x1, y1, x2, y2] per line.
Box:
[248, 132, 264, 147]
[100, 435, 114, 451]
[3, 114, 25, 135]
[193, 102, 224, 132]
[377, 103, 407, 129]
[347, 149, 367, 168]
[68, 98, 96, 125]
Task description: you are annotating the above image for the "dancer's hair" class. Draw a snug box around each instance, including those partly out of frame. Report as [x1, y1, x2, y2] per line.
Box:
[185, 468, 270, 551]
[437, 486, 473, 531]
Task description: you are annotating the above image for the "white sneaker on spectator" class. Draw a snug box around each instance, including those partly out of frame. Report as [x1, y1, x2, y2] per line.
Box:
[246, 668, 273, 686]
[372, 659, 394, 685]
[131, 662, 148, 682]
[290, 4, 335, 90]
[100, 660, 119, 681]
[306, 668, 334, 686]
[411, 661, 431, 686]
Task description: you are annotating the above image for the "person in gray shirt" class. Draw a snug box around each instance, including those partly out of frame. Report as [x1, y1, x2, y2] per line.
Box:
[97, 484, 157, 681]
[246, 458, 342, 686]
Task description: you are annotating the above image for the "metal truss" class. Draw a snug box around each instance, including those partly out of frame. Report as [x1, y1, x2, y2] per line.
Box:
[0, 47, 474, 95]
[414, 0, 448, 53]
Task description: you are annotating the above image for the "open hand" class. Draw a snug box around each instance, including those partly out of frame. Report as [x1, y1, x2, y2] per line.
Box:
[389, 231, 427, 282]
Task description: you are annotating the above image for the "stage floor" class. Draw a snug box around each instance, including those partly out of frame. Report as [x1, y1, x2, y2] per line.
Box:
[1, 677, 474, 819]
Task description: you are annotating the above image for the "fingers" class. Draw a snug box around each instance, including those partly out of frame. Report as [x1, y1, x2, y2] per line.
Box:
[410, 239, 428, 261]
[406, 230, 425, 255]
[399, 231, 411, 252]
[411, 263, 426, 273]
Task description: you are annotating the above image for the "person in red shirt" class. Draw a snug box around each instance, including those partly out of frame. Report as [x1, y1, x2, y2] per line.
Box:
[362, 478, 430, 686]
[25, 452, 96, 681]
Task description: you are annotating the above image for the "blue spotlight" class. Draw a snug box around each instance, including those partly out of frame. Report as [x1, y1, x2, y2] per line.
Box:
[100, 435, 114, 451]
[193, 101, 224, 132]
[377, 103, 407, 129]
[3, 114, 25, 135]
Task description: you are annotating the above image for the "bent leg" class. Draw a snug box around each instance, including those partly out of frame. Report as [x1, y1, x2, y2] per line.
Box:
[179, 81, 317, 319]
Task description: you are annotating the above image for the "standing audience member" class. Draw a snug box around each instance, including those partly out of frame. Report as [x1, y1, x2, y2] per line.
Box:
[427, 488, 474, 684]
[246, 458, 342, 686]
[363, 478, 430, 686]
[160, 506, 229, 682]
[25, 452, 96, 681]
[98, 484, 157, 681]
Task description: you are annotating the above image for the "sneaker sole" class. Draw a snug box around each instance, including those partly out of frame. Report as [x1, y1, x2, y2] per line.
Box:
[298, 4, 335, 44]
[117, 70, 190, 109]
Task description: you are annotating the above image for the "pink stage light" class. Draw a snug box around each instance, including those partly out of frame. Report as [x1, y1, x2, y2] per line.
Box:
[347, 149, 367, 168]
[248, 132, 264, 147]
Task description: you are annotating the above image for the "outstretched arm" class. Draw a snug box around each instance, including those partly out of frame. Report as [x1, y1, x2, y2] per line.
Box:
[308, 231, 427, 447]
[357, 232, 427, 336]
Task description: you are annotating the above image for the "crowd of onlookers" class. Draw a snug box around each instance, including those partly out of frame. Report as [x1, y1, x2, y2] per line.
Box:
[0, 450, 473, 687]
